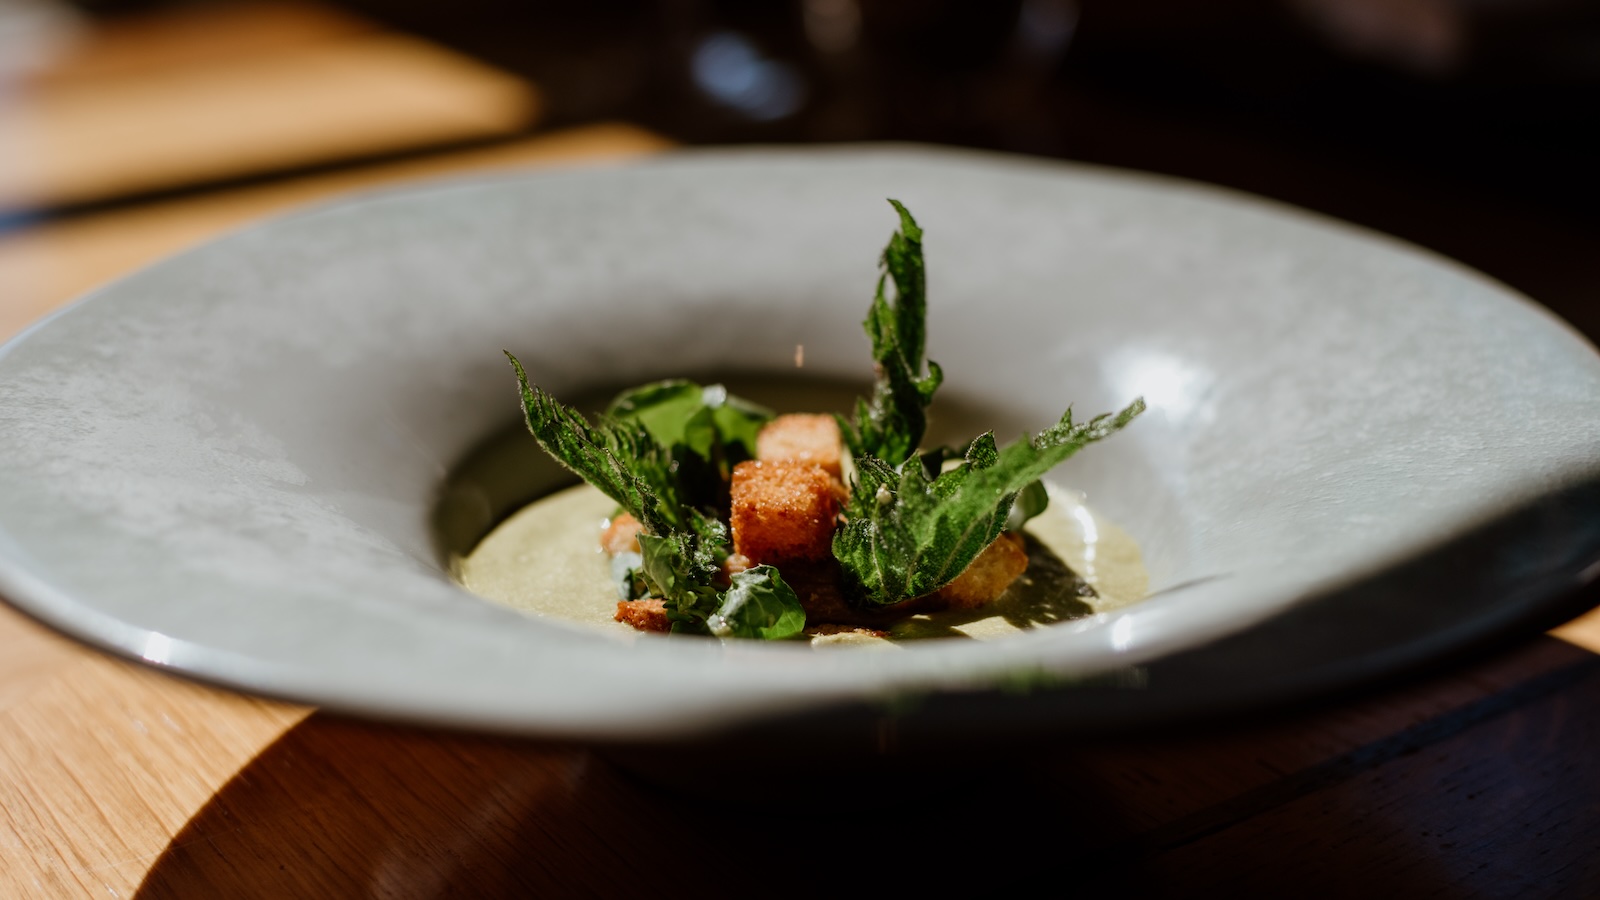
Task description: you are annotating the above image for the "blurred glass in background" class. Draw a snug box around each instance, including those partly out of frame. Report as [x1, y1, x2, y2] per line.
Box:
[278, 0, 1598, 215]
[4, 0, 1597, 332]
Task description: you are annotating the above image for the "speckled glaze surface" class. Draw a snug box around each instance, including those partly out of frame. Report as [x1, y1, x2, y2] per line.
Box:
[2, 146, 1598, 740]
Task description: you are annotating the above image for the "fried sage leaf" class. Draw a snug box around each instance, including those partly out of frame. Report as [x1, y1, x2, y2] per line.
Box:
[507, 351, 681, 535]
[835, 399, 1145, 607]
[838, 199, 944, 468]
[636, 510, 730, 633]
[510, 355, 798, 636]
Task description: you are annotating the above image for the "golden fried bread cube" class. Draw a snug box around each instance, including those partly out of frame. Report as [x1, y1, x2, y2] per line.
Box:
[756, 413, 843, 478]
[615, 598, 670, 632]
[729, 460, 839, 564]
[600, 513, 644, 555]
[932, 531, 1028, 609]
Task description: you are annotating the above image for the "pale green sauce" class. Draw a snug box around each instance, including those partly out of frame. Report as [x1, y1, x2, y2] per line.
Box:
[457, 482, 1147, 646]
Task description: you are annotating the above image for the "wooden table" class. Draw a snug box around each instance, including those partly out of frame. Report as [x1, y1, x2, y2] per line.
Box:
[2, 3, 1597, 896]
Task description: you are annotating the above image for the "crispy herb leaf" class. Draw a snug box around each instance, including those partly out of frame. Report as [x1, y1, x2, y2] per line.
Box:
[637, 509, 729, 633]
[839, 199, 944, 467]
[511, 357, 800, 636]
[835, 398, 1145, 606]
[507, 352, 681, 534]
[707, 565, 806, 640]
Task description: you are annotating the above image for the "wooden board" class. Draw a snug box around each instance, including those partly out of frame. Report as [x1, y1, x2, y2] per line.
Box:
[0, 2, 537, 212]
[0, 122, 671, 339]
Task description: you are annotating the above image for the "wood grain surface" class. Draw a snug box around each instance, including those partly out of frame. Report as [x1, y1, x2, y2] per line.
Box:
[0, 122, 672, 339]
[1, 3, 1597, 897]
[0, 1, 537, 212]
[5, 599, 1595, 898]
[0, 115, 668, 896]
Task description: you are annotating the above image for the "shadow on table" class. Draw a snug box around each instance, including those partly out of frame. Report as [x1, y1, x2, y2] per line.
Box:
[128, 711, 1156, 897]
[126, 659, 1600, 900]
[121, 476, 1600, 897]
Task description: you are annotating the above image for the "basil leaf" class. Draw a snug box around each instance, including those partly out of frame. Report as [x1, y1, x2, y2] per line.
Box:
[607, 380, 716, 458]
[608, 380, 772, 461]
[835, 398, 1145, 606]
[708, 388, 771, 462]
[840, 199, 944, 466]
[607, 379, 772, 510]
[707, 565, 806, 640]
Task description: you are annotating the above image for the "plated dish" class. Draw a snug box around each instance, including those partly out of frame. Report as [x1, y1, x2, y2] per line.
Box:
[474, 200, 1145, 644]
[1, 146, 1597, 742]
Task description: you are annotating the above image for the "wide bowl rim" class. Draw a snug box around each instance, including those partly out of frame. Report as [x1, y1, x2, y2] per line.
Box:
[2, 143, 1598, 740]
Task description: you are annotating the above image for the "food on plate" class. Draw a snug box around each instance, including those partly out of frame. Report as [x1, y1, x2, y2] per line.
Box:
[493, 200, 1144, 641]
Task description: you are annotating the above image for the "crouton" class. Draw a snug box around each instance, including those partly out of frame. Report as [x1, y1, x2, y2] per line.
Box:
[729, 460, 839, 564]
[600, 513, 644, 556]
[615, 598, 671, 632]
[757, 413, 843, 477]
[931, 531, 1029, 609]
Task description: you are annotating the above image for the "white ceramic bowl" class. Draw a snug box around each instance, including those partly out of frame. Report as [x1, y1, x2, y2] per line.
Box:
[2, 146, 1598, 741]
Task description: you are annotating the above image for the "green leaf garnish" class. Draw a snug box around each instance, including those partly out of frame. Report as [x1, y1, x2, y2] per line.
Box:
[835, 399, 1145, 607]
[509, 198, 1142, 639]
[830, 201, 1144, 607]
[606, 379, 773, 513]
[507, 351, 682, 535]
[607, 380, 772, 460]
[607, 380, 720, 458]
[1007, 480, 1050, 530]
[510, 356, 798, 636]
[707, 387, 773, 461]
[838, 199, 944, 467]
[636, 510, 730, 633]
[707, 565, 806, 640]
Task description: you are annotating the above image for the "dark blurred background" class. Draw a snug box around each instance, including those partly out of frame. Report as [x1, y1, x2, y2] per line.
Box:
[8, 0, 1600, 336]
[346, 0, 1600, 339]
